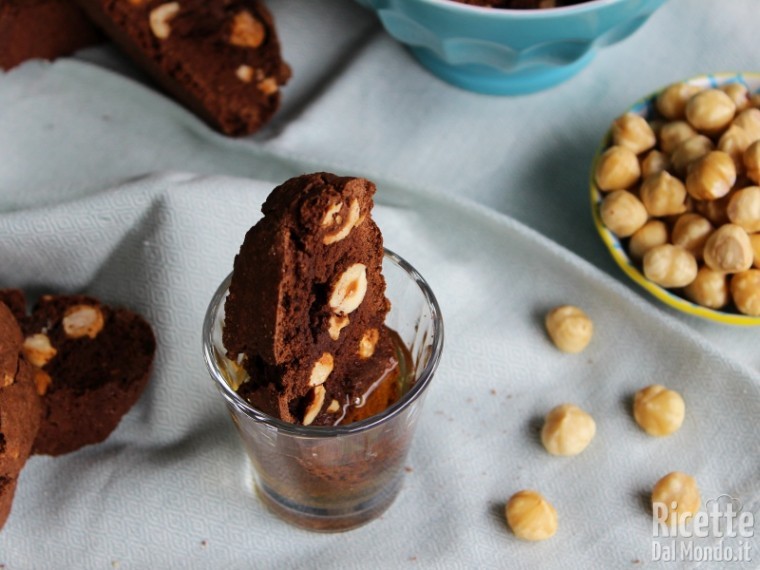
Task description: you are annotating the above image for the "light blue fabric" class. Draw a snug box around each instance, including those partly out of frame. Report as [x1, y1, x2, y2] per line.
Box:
[0, 0, 758, 567]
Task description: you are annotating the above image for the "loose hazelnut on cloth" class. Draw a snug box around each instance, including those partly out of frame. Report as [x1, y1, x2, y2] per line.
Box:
[505, 490, 558, 541]
[541, 404, 596, 456]
[544, 305, 593, 354]
[652, 472, 701, 527]
[633, 385, 685, 436]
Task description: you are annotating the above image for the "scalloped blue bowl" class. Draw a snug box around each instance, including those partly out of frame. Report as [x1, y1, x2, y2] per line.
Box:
[355, 0, 669, 95]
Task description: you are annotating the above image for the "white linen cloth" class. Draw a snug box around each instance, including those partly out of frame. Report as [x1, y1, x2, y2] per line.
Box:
[0, 0, 758, 568]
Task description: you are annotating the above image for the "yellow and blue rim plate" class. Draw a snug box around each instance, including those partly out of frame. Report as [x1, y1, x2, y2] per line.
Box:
[590, 72, 760, 326]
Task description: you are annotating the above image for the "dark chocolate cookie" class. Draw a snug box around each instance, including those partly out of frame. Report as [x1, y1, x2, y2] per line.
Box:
[0, 0, 102, 70]
[0, 476, 18, 531]
[20, 295, 156, 456]
[73, 0, 291, 136]
[0, 301, 42, 530]
[224, 173, 393, 425]
[0, 289, 27, 324]
[0, 300, 22, 390]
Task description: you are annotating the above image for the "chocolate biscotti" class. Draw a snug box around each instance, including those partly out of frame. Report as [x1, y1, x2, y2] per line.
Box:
[18, 294, 156, 456]
[0, 302, 42, 530]
[0, 0, 101, 70]
[73, 0, 291, 136]
[224, 173, 393, 425]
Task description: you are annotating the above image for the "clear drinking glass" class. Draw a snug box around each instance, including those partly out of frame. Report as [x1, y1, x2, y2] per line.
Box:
[202, 249, 444, 532]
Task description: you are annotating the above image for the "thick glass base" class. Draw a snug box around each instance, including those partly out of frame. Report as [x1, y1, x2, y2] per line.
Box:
[255, 474, 403, 533]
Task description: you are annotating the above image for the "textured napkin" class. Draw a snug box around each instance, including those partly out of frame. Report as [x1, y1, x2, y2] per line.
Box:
[0, 173, 758, 569]
[0, 0, 759, 567]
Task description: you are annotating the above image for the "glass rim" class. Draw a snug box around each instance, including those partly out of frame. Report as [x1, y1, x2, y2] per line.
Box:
[202, 248, 444, 438]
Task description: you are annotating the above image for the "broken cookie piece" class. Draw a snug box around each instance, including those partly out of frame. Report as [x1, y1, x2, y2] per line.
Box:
[73, 0, 291, 136]
[0, 0, 102, 70]
[0, 299, 22, 389]
[18, 294, 156, 456]
[0, 301, 42, 530]
[224, 173, 402, 426]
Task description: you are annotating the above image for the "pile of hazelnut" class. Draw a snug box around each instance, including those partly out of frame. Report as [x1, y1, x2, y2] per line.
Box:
[595, 80, 760, 316]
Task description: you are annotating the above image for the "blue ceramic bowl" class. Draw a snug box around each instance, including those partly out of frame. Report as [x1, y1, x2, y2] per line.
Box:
[355, 0, 669, 95]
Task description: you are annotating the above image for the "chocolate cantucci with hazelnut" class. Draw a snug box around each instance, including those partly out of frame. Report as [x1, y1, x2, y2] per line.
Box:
[72, 0, 291, 136]
[18, 294, 157, 456]
[224, 173, 396, 426]
[0, 299, 42, 531]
